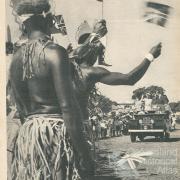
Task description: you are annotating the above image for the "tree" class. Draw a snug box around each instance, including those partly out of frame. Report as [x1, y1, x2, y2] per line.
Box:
[132, 85, 169, 104]
[169, 101, 180, 112]
[175, 103, 180, 112]
[132, 87, 145, 100]
[88, 87, 113, 116]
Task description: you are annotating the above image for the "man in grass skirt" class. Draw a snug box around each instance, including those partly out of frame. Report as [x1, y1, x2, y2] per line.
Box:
[9, 0, 94, 179]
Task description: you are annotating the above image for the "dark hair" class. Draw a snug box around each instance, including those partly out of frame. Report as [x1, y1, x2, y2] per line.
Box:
[78, 33, 90, 44]
[23, 13, 53, 34]
[75, 41, 105, 66]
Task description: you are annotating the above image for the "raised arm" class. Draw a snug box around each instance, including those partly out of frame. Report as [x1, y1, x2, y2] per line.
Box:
[47, 44, 94, 174]
[93, 43, 162, 86]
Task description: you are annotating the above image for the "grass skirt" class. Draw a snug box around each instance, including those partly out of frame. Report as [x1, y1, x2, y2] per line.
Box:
[12, 114, 81, 180]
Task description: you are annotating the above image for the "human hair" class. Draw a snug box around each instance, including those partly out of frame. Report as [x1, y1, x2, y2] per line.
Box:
[23, 13, 53, 34]
[78, 33, 90, 44]
[75, 40, 105, 66]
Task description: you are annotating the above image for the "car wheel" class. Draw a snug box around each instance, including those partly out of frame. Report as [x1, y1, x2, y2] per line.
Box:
[130, 133, 136, 142]
[160, 133, 164, 141]
[165, 132, 170, 141]
[138, 135, 144, 141]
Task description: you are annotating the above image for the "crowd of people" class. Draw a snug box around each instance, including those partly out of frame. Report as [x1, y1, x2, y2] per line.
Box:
[87, 97, 178, 142]
[89, 112, 130, 140]
[88, 109, 177, 141]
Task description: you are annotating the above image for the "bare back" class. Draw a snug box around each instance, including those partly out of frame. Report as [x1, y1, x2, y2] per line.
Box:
[10, 37, 62, 117]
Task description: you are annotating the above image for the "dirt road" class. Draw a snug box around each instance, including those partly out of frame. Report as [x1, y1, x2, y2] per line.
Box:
[95, 124, 180, 180]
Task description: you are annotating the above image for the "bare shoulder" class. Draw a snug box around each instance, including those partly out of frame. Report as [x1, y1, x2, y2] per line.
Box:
[46, 42, 66, 52]
[45, 42, 68, 65]
[10, 47, 24, 69]
[88, 66, 110, 81]
[90, 66, 110, 76]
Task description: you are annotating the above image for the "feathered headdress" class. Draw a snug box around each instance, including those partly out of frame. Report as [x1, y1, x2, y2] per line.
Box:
[75, 21, 92, 44]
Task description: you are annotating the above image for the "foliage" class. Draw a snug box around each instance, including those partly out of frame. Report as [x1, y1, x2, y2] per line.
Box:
[132, 85, 169, 104]
[169, 101, 180, 112]
[132, 87, 145, 100]
[88, 87, 113, 116]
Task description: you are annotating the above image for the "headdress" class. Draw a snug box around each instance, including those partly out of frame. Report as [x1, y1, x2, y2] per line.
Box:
[10, 0, 56, 25]
[75, 21, 92, 44]
[10, 0, 51, 16]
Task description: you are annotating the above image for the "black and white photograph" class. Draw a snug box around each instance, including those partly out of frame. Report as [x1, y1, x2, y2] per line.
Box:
[3, 0, 180, 179]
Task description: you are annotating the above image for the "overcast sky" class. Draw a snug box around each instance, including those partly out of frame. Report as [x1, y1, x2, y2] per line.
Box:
[6, 0, 180, 103]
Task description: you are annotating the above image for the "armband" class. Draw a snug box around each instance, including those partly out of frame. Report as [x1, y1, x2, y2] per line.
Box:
[145, 53, 154, 62]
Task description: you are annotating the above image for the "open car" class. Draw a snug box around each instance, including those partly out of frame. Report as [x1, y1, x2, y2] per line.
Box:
[128, 112, 170, 142]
